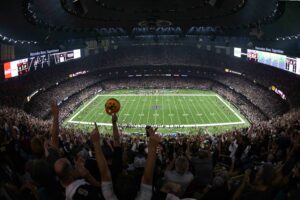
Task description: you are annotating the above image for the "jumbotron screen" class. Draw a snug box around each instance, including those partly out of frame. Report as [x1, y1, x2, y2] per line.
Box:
[246, 49, 300, 75]
[28, 54, 51, 71]
[53, 49, 81, 64]
[3, 49, 81, 79]
[234, 47, 242, 58]
[4, 58, 29, 79]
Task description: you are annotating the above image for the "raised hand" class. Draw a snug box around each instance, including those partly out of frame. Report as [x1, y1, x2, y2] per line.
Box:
[147, 126, 158, 136]
[50, 100, 59, 116]
[75, 159, 90, 178]
[148, 127, 160, 149]
[90, 122, 100, 144]
[112, 113, 121, 147]
[139, 126, 160, 186]
[90, 122, 112, 184]
[112, 113, 118, 124]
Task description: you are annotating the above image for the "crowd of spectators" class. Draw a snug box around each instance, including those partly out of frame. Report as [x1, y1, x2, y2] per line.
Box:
[214, 74, 286, 118]
[22, 72, 286, 124]
[1, 46, 300, 109]
[0, 101, 299, 200]
[0, 45, 300, 199]
[210, 83, 267, 123]
[26, 74, 100, 118]
[0, 56, 101, 108]
[82, 77, 275, 123]
[59, 83, 104, 121]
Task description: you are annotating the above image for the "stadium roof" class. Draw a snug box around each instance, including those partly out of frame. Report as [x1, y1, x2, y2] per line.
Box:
[0, 0, 299, 42]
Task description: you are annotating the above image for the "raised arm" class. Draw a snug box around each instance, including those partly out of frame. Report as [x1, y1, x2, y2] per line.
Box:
[90, 123, 111, 182]
[112, 113, 121, 147]
[50, 100, 59, 149]
[91, 123, 119, 200]
[232, 169, 251, 200]
[75, 158, 101, 187]
[142, 127, 160, 185]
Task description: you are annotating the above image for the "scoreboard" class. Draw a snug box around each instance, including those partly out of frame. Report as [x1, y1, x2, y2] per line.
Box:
[28, 54, 50, 71]
[4, 58, 29, 79]
[53, 49, 81, 64]
[3, 49, 81, 79]
[285, 57, 297, 73]
[247, 49, 258, 62]
[246, 49, 300, 75]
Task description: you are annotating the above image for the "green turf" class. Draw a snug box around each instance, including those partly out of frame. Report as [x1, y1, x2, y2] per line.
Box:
[64, 89, 250, 134]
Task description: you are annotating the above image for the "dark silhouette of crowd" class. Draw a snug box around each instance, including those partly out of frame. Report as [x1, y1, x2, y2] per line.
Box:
[24, 75, 287, 124]
[0, 102, 299, 200]
[1, 46, 300, 200]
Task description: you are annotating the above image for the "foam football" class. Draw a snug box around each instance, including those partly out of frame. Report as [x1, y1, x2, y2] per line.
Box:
[105, 98, 121, 115]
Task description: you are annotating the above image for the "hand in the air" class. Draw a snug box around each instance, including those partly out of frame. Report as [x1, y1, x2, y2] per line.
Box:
[90, 122, 100, 144]
[112, 113, 118, 124]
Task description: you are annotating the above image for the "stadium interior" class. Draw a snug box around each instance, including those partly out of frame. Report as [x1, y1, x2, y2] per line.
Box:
[0, 0, 300, 200]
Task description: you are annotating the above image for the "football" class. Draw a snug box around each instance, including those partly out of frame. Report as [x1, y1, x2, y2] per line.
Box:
[105, 98, 121, 115]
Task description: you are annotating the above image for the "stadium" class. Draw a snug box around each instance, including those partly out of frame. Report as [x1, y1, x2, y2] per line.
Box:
[0, 0, 300, 200]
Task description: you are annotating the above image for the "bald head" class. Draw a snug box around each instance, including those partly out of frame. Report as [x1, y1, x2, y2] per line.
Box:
[54, 158, 73, 183]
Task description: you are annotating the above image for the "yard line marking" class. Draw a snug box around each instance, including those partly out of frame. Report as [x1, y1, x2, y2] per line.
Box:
[154, 95, 158, 125]
[67, 93, 247, 128]
[146, 95, 152, 124]
[87, 96, 106, 123]
[177, 96, 190, 124]
[97, 94, 217, 97]
[183, 96, 198, 124]
[139, 94, 147, 124]
[123, 96, 136, 122]
[190, 96, 205, 124]
[162, 95, 165, 125]
[197, 96, 215, 123]
[118, 96, 131, 120]
[215, 95, 245, 123]
[68, 120, 245, 127]
[204, 97, 220, 123]
[210, 96, 232, 123]
[172, 95, 182, 125]
[68, 95, 99, 122]
[166, 96, 173, 124]
[132, 96, 142, 124]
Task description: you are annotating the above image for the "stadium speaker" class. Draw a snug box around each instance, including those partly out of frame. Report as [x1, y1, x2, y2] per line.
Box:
[73, 0, 88, 16]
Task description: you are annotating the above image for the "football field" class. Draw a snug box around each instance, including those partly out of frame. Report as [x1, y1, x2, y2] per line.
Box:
[65, 89, 249, 134]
